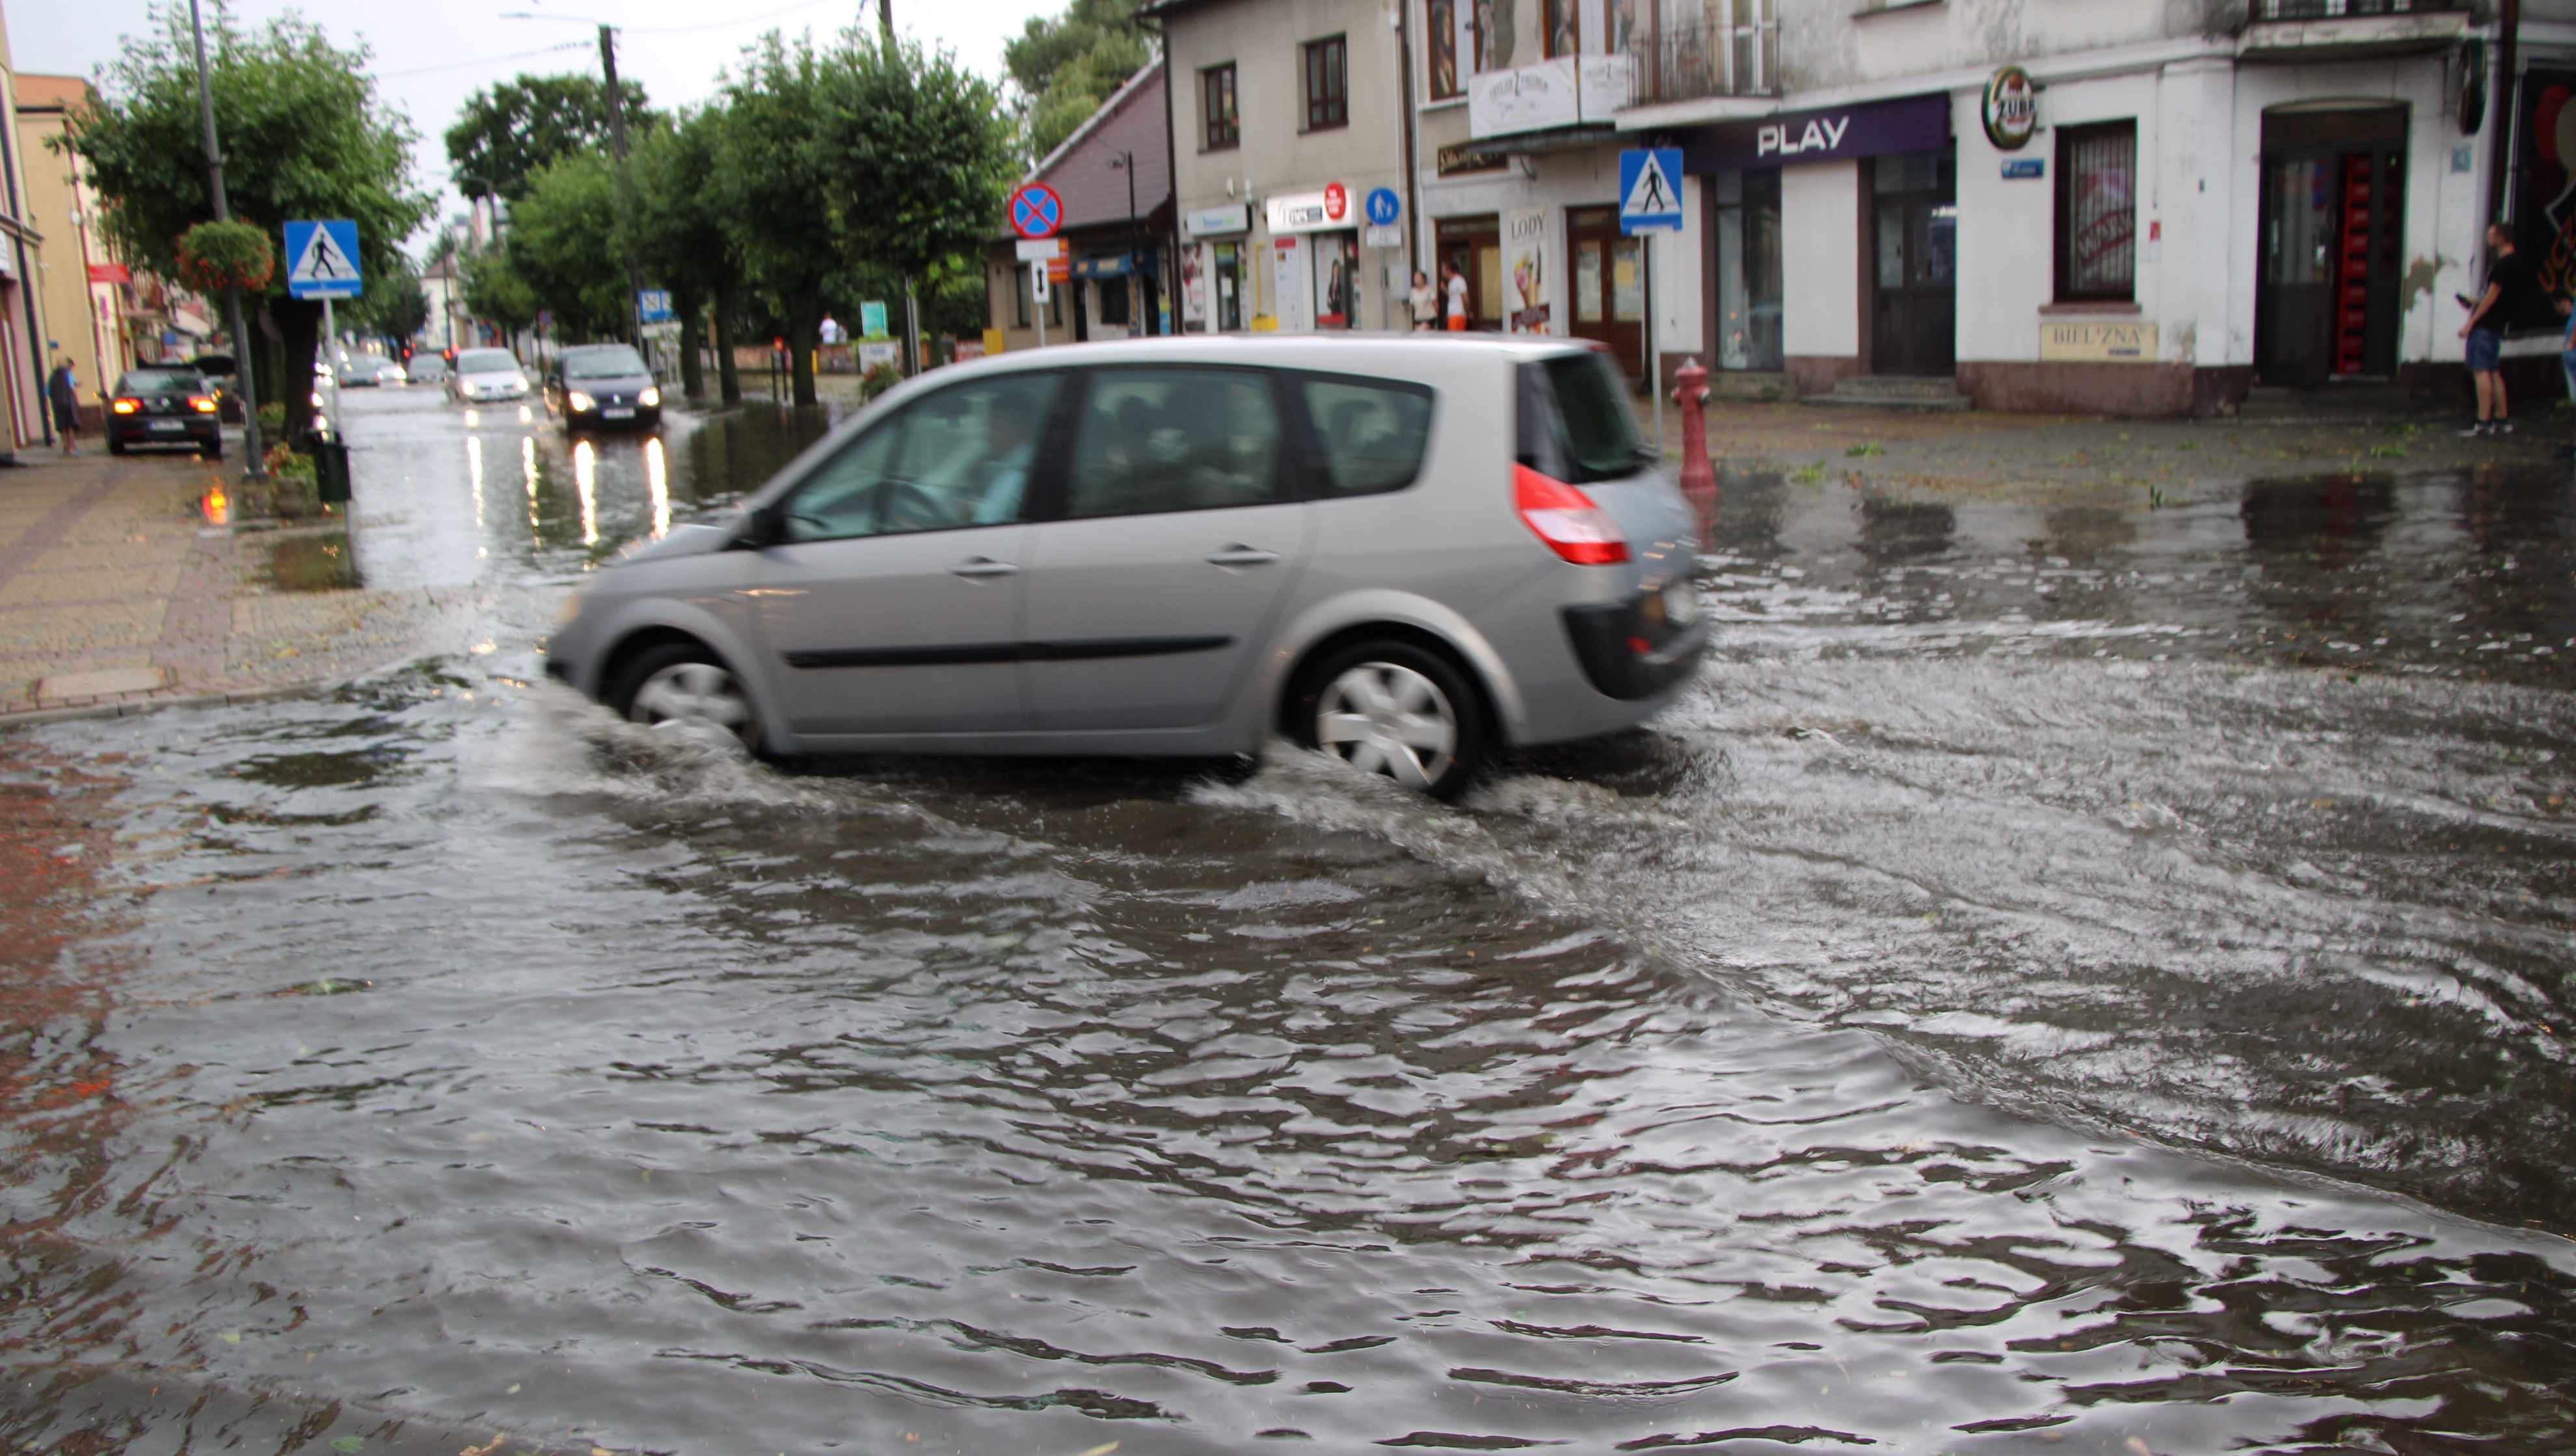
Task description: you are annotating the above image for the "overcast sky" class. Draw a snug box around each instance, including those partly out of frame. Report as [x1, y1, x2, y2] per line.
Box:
[10, 0, 1054, 248]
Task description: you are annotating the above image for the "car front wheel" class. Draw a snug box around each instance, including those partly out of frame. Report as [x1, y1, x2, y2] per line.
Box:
[610, 641, 762, 752]
[1291, 639, 1488, 799]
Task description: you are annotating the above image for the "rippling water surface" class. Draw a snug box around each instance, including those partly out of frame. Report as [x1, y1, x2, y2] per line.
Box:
[2, 392, 2571, 1453]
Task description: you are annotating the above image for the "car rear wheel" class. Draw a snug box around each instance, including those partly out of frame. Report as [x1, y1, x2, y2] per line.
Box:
[105, 436, 126, 456]
[1291, 639, 1488, 800]
[200, 441, 223, 461]
[610, 641, 762, 752]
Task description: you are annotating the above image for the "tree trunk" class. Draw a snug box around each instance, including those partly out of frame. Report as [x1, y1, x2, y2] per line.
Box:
[274, 298, 324, 445]
[789, 310, 819, 407]
[713, 282, 742, 406]
[676, 288, 706, 401]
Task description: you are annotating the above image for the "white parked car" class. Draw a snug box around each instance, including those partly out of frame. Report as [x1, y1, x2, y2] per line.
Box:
[449, 347, 531, 403]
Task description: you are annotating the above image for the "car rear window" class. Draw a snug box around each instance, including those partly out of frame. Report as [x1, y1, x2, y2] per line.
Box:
[117, 369, 200, 395]
[563, 347, 648, 380]
[1518, 352, 1644, 484]
[457, 350, 518, 374]
[1300, 375, 1434, 496]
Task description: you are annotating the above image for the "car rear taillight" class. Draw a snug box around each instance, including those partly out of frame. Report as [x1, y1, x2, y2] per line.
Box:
[189, 396, 217, 413]
[111, 398, 139, 415]
[1514, 464, 1628, 565]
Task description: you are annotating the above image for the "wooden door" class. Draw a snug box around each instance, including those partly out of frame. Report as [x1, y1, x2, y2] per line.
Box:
[1567, 206, 1644, 378]
[1436, 217, 1501, 330]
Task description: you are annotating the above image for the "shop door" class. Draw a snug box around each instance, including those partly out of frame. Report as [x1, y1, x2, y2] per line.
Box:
[1436, 217, 1501, 330]
[1212, 243, 1243, 332]
[1870, 152, 1957, 377]
[1567, 206, 1645, 378]
[2256, 109, 2406, 387]
[1312, 231, 1361, 328]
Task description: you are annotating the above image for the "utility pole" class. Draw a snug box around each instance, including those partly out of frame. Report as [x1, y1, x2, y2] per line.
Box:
[600, 23, 647, 348]
[187, 0, 265, 480]
[877, 0, 923, 375]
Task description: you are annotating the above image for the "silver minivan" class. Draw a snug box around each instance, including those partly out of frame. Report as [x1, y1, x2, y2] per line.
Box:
[545, 336, 1704, 797]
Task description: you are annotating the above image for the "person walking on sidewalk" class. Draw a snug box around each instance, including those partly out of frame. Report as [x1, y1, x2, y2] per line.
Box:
[1443, 262, 1469, 332]
[46, 357, 80, 456]
[2459, 222, 2541, 437]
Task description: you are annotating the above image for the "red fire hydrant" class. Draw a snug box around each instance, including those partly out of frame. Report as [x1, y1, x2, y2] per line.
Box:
[1670, 356, 1717, 536]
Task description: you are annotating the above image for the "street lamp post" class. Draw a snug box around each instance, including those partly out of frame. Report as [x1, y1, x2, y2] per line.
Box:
[1109, 150, 1140, 335]
[187, 0, 265, 481]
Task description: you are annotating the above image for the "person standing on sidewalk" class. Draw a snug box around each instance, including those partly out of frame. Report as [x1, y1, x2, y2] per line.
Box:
[1407, 269, 1438, 331]
[1443, 262, 1469, 332]
[2459, 222, 2542, 437]
[46, 357, 80, 456]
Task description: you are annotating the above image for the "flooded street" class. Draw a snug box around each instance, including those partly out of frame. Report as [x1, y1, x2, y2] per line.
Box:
[3, 388, 2571, 1453]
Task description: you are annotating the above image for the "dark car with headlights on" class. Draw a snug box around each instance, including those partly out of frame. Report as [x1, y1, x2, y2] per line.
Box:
[545, 344, 661, 432]
[105, 367, 222, 458]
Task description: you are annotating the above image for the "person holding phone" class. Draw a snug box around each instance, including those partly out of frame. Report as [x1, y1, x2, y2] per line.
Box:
[2460, 222, 2541, 437]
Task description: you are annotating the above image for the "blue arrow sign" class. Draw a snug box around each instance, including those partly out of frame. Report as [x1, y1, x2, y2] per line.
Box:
[1617, 150, 1685, 235]
[1365, 187, 1401, 227]
[284, 219, 363, 299]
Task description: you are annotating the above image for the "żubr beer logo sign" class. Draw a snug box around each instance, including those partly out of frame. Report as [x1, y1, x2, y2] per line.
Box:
[1983, 66, 2037, 151]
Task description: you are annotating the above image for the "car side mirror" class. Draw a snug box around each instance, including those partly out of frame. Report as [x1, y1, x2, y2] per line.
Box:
[738, 502, 785, 548]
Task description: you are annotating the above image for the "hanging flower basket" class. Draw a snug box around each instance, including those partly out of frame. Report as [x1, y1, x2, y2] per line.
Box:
[176, 220, 274, 294]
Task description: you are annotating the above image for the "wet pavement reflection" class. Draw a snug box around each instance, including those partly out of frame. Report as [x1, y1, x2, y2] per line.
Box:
[2, 390, 2571, 1453]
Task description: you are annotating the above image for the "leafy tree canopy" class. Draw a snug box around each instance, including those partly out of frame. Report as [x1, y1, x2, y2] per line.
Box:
[445, 71, 648, 204]
[1004, 0, 1151, 159]
[64, 1, 431, 293]
[347, 256, 429, 346]
[504, 150, 628, 341]
[461, 246, 539, 338]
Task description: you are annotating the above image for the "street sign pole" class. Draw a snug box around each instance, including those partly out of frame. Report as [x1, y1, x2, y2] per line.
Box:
[321, 296, 340, 436]
[187, 0, 265, 481]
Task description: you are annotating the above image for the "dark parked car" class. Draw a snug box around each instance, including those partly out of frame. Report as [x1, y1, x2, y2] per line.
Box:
[105, 367, 222, 458]
[545, 344, 661, 432]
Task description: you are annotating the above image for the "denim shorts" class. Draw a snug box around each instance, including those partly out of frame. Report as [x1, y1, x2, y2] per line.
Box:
[2466, 328, 2503, 373]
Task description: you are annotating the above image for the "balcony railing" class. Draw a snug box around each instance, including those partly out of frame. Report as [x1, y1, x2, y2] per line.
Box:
[1620, 3, 1779, 107]
[2253, 0, 2468, 17]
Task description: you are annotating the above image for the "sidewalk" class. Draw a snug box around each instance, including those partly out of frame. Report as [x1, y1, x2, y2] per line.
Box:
[0, 449, 427, 722]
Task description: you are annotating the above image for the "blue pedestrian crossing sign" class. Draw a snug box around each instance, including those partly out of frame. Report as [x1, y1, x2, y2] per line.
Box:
[284, 219, 363, 299]
[1618, 149, 1685, 235]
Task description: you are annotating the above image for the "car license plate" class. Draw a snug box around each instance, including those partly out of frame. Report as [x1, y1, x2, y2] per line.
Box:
[146, 419, 182, 432]
[1662, 579, 1701, 626]
[602, 406, 636, 419]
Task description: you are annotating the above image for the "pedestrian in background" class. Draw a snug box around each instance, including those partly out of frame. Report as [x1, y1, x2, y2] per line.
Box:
[2459, 221, 2539, 437]
[2557, 289, 2576, 460]
[46, 357, 79, 456]
[1443, 262, 1469, 332]
[1407, 269, 1437, 331]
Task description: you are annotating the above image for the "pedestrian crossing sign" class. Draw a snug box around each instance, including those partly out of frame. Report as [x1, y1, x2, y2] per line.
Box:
[1618, 149, 1685, 235]
[284, 219, 363, 299]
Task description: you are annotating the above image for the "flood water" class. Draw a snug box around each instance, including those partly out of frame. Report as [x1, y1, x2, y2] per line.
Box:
[3, 390, 2571, 1453]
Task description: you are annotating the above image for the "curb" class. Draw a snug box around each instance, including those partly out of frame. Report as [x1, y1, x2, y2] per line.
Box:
[0, 680, 324, 732]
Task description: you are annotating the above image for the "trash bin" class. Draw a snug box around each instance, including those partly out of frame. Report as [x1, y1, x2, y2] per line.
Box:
[312, 435, 352, 505]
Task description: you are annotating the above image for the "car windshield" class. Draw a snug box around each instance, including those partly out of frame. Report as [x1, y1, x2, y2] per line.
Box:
[563, 347, 647, 380]
[118, 369, 202, 395]
[456, 351, 519, 375]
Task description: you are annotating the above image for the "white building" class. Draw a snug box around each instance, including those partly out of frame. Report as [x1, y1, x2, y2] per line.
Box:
[1162, 0, 2563, 417]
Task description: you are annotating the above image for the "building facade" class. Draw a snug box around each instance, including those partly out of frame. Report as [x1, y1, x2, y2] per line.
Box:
[0, 4, 51, 449]
[984, 64, 1175, 354]
[1155, 0, 2571, 417]
[16, 73, 138, 422]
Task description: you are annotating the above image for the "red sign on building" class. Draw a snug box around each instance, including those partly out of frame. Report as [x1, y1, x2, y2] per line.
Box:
[86, 263, 130, 284]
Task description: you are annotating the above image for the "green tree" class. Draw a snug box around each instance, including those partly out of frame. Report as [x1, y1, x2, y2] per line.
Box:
[445, 72, 648, 204]
[822, 31, 1015, 365]
[714, 34, 851, 406]
[505, 150, 628, 341]
[626, 109, 738, 402]
[461, 246, 539, 338]
[349, 256, 430, 352]
[66, 1, 431, 440]
[1005, 0, 1151, 159]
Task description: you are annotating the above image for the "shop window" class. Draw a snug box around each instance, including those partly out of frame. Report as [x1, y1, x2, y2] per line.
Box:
[1099, 276, 1131, 328]
[2057, 120, 2137, 302]
[1427, 0, 1462, 99]
[1544, 0, 1579, 58]
[1012, 266, 1028, 328]
[1304, 35, 1347, 131]
[1201, 63, 1238, 150]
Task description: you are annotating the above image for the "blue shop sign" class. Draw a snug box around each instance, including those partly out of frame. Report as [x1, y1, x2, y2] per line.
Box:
[1682, 92, 1953, 174]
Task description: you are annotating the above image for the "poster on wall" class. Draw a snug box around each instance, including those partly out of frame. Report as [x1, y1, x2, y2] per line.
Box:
[1503, 206, 1551, 334]
[2518, 70, 2576, 301]
[1182, 246, 1206, 324]
[1271, 235, 1309, 332]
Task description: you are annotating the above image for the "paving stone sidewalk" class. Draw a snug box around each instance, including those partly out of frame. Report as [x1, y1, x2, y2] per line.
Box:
[0, 451, 435, 722]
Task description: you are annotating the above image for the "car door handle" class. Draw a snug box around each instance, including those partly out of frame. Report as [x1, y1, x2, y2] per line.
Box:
[1203, 546, 1281, 566]
[948, 556, 1020, 578]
